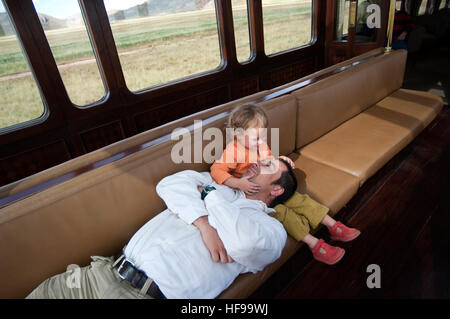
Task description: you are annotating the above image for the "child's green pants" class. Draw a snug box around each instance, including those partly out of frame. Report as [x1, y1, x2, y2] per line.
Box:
[270, 192, 329, 241]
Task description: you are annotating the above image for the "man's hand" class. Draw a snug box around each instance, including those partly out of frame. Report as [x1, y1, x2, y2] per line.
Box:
[193, 216, 234, 264]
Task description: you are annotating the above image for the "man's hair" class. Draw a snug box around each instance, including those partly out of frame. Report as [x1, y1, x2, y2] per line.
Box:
[269, 158, 298, 208]
[227, 103, 268, 130]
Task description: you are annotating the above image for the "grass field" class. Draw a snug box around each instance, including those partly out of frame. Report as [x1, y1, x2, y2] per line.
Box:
[0, 1, 312, 129]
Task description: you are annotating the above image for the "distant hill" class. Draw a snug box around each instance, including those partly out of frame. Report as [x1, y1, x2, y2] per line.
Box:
[37, 13, 67, 30]
[107, 0, 214, 22]
[0, 12, 66, 36]
[0, 0, 214, 37]
[0, 12, 14, 36]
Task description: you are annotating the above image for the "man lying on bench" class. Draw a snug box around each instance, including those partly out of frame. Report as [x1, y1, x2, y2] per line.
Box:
[27, 158, 294, 299]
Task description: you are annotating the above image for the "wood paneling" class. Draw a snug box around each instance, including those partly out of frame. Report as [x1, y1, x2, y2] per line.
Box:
[0, 140, 70, 186]
[230, 76, 260, 100]
[134, 87, 229, 133]
[80, 121, 125, 153]
[260, 57, 316, 90]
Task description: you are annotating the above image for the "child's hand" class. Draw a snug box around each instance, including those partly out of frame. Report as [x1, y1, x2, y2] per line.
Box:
[238, 175, 261, 195]
[246, 163, 260, 177]
[279, 156, 295, 169]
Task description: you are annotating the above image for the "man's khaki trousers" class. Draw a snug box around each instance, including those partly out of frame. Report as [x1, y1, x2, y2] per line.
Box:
[26, 256, 153, 299]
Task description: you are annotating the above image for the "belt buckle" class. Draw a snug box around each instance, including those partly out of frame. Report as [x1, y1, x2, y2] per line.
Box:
[116, 258, 134, 280]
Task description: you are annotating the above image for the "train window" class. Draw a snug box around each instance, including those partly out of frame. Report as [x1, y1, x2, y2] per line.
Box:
[396, 0, 402, 11]
[335, 0, 350, 41]
[31, 0, 106, 107]
[0, 2, 45, 130]
[105, 0, 222, 93]
[428, 0, 437, 13]
[262, 0, 313, 56]
[232, 0, 251, 63]
[418, 0, 428, 15]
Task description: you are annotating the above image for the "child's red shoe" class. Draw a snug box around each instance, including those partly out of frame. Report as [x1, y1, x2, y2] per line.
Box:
[311, 239, 345, 265]
[329, 222, 361, 242]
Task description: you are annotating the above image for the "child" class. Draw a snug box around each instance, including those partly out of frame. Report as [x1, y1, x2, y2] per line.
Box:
[210, 103, 361, 265]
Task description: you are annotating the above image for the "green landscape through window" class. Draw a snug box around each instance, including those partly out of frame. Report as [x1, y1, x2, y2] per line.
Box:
[262, 0, 313, 56]
[0, 1, 45, 130]
[32, 0, 107, 107]
[232, 0, 251, 63]
[105, 0, 223, 92]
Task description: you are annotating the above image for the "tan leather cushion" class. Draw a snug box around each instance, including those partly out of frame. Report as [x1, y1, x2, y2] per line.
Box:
[375, 88, 443, 133]
[259, 95, 297, 156]
[270, 47, 385, 93]
[290, 154, 360, 214]
[299, 88, 442, 186]
[292, 50, 407, 149]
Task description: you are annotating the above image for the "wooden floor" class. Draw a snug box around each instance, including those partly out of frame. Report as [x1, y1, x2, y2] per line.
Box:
[250, 105, 450, 299]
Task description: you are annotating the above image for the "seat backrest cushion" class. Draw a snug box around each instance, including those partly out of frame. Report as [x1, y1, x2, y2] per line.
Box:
[292, 49, 407, 149]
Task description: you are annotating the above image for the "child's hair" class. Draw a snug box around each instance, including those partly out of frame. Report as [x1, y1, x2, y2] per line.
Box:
[227, 103, 268, 130]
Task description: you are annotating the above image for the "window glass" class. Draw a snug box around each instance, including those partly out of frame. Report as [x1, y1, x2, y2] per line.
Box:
[0, 1, 45, 130]
[231, 0, 251, 63]
[396, 0, 402, 11]
[428, 0, 436, 13]
[31, 0, 106, 106]
[262, 0, 313, 56]
[335, 0, 350, 41]
[418, 0, 428, 15]
[104, 0, 222, 92]
[439, 0, 446, 9]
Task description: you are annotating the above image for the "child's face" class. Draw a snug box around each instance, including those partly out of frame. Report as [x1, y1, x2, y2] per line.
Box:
[236, 126, 265, 151]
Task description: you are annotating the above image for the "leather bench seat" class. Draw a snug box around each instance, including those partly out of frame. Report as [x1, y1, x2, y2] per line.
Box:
[269, 47, 385, 94]
[289, 154, 360, 214]
[291, 50, 408, 151]
[298, 89, 443, 186]
[375, 88, 444, 132]
[0, 48, 444, 299]
[0, 94, 299, 299]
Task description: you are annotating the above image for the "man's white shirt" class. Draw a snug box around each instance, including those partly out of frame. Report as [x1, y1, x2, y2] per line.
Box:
[124, 170, 287, 299]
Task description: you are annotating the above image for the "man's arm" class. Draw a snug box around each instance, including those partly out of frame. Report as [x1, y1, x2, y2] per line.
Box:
[193, 216, 234, 264]
[157, 171, 234, 263]
[204, 190, 287, 273]
[155, 170, 212, 224]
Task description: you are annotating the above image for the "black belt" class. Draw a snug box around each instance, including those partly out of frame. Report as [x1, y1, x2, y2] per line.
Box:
[114, 256, 166, 299]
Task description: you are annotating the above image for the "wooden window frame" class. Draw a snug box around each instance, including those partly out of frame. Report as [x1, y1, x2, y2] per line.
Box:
[0, 0, 322, 143]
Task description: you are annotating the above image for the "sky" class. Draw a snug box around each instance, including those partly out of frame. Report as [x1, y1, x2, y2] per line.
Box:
[0, 0, 148, 18]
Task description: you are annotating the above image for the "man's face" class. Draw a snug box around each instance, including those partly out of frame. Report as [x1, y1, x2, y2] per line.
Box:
[249, 158, 287, 195]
